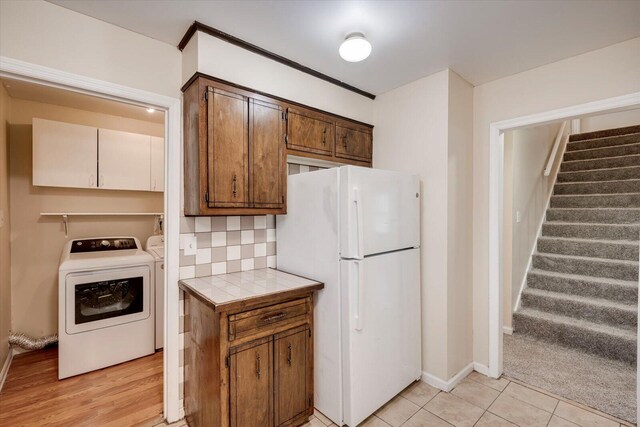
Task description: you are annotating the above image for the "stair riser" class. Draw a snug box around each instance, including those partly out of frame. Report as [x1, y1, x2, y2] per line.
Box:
[554, 180, 640, 195]
[537, 239, 638, 261]
[527, 272, 638, 303]
[560, 155, 640, 172]
[566, 133, 640, 152]
[570, 126, 640, 142]
[550, 194, 640, 208]
[542, 223, 640, 241]
[546, 208, 640, 224]
[557, 167, 640, 183]
[521, 292, 636, 328]
[563, 143, 640, 162]
[512, 313, 636, 364]
[532, 255, 638, 281]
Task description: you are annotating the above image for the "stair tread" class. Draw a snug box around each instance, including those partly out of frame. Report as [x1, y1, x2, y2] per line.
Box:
[522, 287, 637, 311]
[549, 207, 640, 211]
[558, 165, 640, 175]
[528, 268, 638, 287]
[537, 235, 639, 246]
[515, 307, 637, 340]
[555, 178, 640, 186]
[565, 141, 640, 155]
[562, 153, 640, 164]
[551, 192, 640, 198]
[569, 130, 640, 143]
[535, 251, 638, 266]
[544, 220, 639, 227]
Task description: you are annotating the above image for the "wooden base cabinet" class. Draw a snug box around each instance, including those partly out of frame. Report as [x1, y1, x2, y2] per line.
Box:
[183, 292, 316, 427]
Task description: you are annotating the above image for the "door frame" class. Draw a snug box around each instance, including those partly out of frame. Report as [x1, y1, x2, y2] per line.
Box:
[0, 56, 183, 422]
[486, 90, 640, 413]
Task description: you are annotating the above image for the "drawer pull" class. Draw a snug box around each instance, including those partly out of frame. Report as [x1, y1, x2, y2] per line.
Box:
[261, 312, 286, 323]
[287, 343, 292, 366]
[256, 353, 261, 379]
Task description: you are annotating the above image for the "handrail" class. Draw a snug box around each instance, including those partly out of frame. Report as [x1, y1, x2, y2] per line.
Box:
[544, 121, 568, 176]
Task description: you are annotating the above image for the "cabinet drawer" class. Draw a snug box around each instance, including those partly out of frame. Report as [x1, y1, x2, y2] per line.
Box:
[229, 299, 308, 342]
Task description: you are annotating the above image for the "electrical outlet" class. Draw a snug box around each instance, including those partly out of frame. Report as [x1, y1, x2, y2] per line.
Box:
[516, 211, 522, 223]
[183, 234, 197, 256]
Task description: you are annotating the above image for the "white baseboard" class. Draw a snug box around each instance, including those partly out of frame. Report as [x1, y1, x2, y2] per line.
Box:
[421, 362, 474, 392]
[503, 326, 513, 335]
[473, 362, 491, 377]
[0, 349, 14, 392]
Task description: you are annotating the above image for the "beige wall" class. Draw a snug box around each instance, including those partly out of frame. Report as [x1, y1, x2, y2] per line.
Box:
[581, 108, 640, 133]
[0, 1, 182, 99]
[503, 122, 567, 328]
[0, 84, 11, 368]
[446, 71, 474, 378]
[192, 32, 374, 123]
[8, 98, 163, 338]
[373, 69, 474, 381]
[473, 36, 640, 367]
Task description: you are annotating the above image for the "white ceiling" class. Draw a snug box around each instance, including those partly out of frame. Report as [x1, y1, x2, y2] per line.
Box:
[2, 78, 164, 123]
[48, 0, 640, 95]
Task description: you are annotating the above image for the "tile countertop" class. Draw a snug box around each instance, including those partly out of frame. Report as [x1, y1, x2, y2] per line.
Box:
[178, 268, 324, 311]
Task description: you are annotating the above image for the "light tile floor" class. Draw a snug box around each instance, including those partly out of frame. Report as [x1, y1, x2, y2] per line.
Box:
[303, 371, 632, 427]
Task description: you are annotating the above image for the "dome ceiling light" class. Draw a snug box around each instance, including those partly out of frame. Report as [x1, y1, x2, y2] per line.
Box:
[339, 33, 372, 62]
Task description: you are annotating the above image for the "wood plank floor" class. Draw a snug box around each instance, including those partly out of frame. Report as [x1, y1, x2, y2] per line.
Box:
[0, 348, 164, 427]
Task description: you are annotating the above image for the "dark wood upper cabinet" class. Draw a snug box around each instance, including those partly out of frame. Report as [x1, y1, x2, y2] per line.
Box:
[183, 73, 373, 215]
[335, 123, 373, 163]
[207, 87, 249, 208]
[286, 108, 334, 157]
[250, 99, 286, 209]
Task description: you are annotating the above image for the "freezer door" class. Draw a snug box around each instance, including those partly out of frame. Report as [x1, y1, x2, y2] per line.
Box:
[341, 249, 421, 427]
[339, 166, 420, 259]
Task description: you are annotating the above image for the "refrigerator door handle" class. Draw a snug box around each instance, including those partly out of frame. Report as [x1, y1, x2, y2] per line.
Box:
[354, 260, 363, 331]
[353, 188, 364, 259]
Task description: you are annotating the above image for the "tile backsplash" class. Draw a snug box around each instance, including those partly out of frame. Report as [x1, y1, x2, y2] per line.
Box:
[178, 215, 276, 279]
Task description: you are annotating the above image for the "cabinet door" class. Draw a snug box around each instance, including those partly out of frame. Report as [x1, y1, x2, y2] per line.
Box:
[335, 124, 372, 163]
[150, 136, 164, 192]
[286, 108, 334, 156]
[207, 87, 249, 207]
[274, 328, 310, 426]
[230, 338, 273, 427]
[250, 99, 285, 209]
[32, 118, 98, 189]
[98, 129, 151, 191]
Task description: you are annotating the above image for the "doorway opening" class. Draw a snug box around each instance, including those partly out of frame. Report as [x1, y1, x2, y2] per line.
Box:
[488, 93, 640, 424]
[0, 59, 181, 424]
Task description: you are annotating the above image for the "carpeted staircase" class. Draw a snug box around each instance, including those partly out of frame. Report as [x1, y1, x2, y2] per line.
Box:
[513, 124, 640, 365]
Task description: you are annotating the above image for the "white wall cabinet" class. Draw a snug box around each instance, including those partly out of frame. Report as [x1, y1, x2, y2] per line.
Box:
[150, 136, 165, 192]
[32, 119, 164, 192]
[33, 118, 98, 189]
[98, 129, 151, 191]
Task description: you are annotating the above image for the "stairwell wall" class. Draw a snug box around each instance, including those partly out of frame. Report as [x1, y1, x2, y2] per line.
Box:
[473, 36, 640, 368]
[580, 108, 640, 133]
[503, 122, 568, 329]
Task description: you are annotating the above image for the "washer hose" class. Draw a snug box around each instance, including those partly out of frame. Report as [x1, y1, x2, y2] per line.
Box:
[8, 333, 58, 350]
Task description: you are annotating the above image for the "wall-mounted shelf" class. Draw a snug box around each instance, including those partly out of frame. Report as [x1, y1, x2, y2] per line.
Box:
[40, 212, 164, 238]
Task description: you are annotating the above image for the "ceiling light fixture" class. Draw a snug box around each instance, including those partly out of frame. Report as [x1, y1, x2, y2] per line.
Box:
[147, 108, 156, 113]
[339, 33, 371, 62]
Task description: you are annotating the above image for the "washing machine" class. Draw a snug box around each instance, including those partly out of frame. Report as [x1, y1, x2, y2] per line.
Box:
[145, 235, 164, 350]
[58, 237, 155, 379]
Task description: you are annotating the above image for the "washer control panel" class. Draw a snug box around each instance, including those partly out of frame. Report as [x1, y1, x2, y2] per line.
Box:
[70, 238, 138, 253]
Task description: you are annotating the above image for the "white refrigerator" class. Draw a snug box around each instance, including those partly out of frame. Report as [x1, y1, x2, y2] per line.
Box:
[277, 165, 421, 426]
